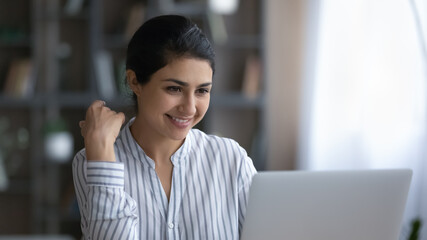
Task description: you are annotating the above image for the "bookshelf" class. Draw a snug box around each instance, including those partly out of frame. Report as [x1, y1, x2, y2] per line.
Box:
[0, 0, 39, 235]
[0, 0, 265, 238]
[0, 0, 91, 237]
[95, 0, 266, 169]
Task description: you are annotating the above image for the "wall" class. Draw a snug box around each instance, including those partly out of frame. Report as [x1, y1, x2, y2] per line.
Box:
[265, 0, 307, 170]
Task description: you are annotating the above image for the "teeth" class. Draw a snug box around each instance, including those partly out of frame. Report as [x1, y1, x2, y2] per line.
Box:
[171, 116, 189, 123]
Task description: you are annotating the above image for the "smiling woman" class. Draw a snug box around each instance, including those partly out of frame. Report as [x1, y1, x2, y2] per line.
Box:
[127, 58, 212, 143]
[72, 15, 257, 240]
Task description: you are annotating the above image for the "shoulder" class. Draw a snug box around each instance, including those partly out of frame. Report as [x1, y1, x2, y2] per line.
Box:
[189, 128, 248, 157]
[189, 128, 241, 146]
[189, 129, 257, 180]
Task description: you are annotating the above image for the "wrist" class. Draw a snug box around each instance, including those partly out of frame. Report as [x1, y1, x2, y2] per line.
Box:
[85, 138, 116, 162]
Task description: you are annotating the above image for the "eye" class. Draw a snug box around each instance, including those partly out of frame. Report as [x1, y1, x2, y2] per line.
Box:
[196, 88, 210, 95]
[166, 86, 182, 93]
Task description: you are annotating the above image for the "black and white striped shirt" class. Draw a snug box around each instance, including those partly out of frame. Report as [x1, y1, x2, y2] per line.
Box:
[72, 118, 257, 239]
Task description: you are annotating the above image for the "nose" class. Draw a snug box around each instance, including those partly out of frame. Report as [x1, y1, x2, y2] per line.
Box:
[178, 93, 196, 116]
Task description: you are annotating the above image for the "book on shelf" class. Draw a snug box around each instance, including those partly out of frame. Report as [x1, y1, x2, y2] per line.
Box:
[241, 54, 261, 98]
[124, 3, 146, 41]
[207, 12, 228, 44]
[2, 58, 34, 98]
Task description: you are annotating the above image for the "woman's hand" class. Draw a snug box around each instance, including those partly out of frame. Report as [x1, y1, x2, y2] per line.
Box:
[79, 100, 125, 162]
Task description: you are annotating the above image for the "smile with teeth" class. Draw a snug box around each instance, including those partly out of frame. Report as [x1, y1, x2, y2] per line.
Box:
[171, 116, 189, 123]
[167, 114, 191, 124]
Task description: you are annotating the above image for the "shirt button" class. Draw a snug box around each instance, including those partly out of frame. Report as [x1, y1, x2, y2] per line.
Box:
[168, 223, 174, 229]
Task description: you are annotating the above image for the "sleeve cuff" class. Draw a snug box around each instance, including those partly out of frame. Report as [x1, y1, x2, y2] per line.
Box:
[86, 161, 125, 188]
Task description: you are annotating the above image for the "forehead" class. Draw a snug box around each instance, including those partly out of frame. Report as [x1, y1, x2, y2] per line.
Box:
[152, 57, 213, 83]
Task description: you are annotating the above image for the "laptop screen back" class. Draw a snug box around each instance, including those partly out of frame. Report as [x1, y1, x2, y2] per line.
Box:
[241, 169, 412, 240]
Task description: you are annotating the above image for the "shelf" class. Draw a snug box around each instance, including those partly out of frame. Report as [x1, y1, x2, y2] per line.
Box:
[216, 35, 262, 49]
[0, 96, 38, 108]
[210, 92, 264, 109]
[59, 9, 90, 20]
[157, 2, 207, 16]
[0, 93, 135, 110]
[53, 92, 96, 108]
[103, 34, 127, 49]
[0, 93, 94, 109]
[38, 8, 90, 22]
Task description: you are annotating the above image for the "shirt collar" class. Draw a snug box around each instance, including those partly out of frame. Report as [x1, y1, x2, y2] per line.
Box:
[171, 129, 192, 165]
[119, 117, 192, 168]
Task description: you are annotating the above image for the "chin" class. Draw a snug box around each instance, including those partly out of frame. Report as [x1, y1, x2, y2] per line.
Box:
[167, 119, 200, 140]
[169, 129, 191, 141]
[169, 134, 188, 141]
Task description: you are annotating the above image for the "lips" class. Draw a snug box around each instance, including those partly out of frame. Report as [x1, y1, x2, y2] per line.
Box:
[170, 116, 189, 123]
[166, 114, 192, 128]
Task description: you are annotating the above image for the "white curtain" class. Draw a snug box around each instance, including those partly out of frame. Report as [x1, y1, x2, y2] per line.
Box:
[301, 0, 427, 238]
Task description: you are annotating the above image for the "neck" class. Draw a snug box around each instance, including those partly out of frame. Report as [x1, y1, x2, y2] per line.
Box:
[130, 117, 184, 164]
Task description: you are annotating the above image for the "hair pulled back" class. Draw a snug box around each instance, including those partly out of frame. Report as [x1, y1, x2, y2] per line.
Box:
[126, 15, 215, 87]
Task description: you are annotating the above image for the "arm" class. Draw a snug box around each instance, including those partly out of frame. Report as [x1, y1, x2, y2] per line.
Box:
[73, 100, 139, 239]
[72, 153, 139, 239]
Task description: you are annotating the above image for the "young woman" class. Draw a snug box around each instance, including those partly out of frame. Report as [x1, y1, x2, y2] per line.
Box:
[72, 15, 257, 240]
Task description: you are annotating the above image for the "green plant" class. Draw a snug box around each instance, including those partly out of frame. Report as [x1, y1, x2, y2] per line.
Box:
[408, 217, 422, 240]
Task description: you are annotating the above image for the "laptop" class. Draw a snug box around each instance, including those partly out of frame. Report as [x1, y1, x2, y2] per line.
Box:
[241, 169, 412, 240]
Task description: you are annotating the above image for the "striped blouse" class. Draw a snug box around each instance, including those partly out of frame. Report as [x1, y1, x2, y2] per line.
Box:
[72, 118, 257, 240]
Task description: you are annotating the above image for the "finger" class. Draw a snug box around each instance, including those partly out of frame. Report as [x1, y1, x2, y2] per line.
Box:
[90, 100, 106, 108]
[87, 100, 106, 116]
[79, 120, 85, 128]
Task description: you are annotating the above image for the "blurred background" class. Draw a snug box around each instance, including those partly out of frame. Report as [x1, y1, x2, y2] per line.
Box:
[0, 0, 426, 239]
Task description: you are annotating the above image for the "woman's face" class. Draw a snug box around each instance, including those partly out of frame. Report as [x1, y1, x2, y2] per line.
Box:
[130, 57, 213, 142]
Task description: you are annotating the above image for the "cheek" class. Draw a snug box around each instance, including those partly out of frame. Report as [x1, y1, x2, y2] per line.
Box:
[140, 91, 174, 112]
[160, 96, 178, 110]
[198, 98, 210, 115]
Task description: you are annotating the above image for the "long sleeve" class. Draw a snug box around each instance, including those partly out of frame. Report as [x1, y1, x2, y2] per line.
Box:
[72, 150, 139, 239]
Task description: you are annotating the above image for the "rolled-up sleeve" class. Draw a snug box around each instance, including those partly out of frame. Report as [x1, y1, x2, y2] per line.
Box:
[72, 150, 139, 240]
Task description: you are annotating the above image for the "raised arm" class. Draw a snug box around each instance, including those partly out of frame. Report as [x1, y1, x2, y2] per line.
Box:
[73, 100, 139, 239]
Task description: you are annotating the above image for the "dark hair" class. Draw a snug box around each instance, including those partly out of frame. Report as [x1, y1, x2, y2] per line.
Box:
[126, 15, 215, 102]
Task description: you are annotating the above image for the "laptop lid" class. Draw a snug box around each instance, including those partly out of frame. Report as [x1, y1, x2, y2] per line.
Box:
[241, 169, 412, 240]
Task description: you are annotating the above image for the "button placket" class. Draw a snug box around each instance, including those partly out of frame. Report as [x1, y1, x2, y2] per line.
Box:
[168, 222, 174, 229]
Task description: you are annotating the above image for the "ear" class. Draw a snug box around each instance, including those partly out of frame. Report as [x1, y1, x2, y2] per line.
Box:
[126, 69, 141, 96]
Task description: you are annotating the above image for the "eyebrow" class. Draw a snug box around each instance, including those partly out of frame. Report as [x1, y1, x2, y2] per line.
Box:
[163, 79, 212, 87]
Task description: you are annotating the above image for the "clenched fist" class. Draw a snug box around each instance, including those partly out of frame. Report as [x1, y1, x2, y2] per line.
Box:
[79, 100, 125, 162]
